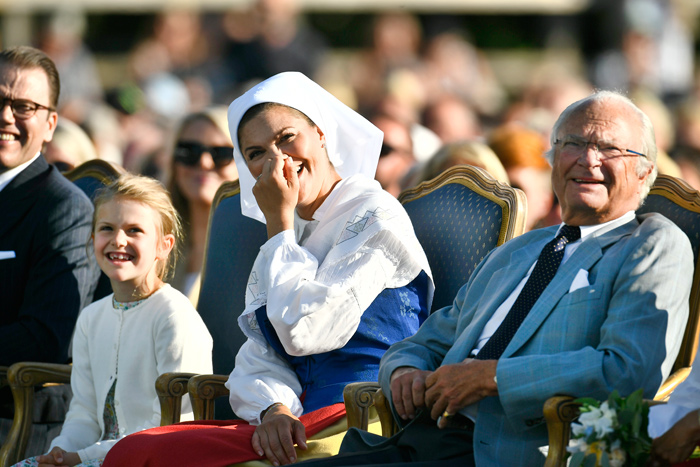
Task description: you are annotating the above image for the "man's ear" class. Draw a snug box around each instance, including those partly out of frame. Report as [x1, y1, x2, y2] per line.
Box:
[639, 162, 654, 182]
[43, 112, 58, 143]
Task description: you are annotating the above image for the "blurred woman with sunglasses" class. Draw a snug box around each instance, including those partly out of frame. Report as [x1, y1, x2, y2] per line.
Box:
[168, 107, 238, 303]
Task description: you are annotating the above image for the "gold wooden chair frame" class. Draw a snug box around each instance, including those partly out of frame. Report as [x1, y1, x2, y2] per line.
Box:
[543, 175, 700, 466]
[0, 363, 72, 467]
[63, 159, 126, 185]
[344, 165, 527, 436]
[647, 176, 700, 400]
[156, 372, 198, 426]
[399, 165, 526, 244]
[188, 374, 230, 421]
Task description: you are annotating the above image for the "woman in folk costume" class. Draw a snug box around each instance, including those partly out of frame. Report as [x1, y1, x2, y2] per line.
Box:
[102, 72, 433, 467]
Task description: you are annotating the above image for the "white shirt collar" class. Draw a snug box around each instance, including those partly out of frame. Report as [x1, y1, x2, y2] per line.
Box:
[0, 152, 42, 193]
[558, 210, 636, 241]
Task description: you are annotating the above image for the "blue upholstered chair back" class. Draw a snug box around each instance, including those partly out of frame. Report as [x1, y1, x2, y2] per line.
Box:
[64, 159, 125, 202]
[196, 180, 267, 417]
[636, 174, 700, 374]
[63, 160, 126, 301]
[399, 165, 527, 313]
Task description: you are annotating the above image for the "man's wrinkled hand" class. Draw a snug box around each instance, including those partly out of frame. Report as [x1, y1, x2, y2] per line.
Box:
[390, 367, 432, 421]
[424, 358, 498, 423]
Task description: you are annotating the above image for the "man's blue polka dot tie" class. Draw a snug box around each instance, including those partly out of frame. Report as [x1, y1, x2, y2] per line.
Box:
[475, 225, 582, 361]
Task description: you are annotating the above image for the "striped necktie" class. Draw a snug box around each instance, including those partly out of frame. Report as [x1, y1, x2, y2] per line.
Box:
[475, 225, 582, 360]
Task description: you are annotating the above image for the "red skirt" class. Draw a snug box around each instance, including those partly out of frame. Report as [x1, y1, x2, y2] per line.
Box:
[102, 403, 346, 467]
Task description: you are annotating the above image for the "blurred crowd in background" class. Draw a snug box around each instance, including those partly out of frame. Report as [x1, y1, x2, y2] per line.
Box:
[10, 0, 700, 232]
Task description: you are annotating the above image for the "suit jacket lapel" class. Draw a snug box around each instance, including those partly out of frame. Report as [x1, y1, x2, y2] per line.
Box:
[446, 229, 556, 363]
[0, 156, 50, 204]
[501, 216, 640, 358]
[0, 156, 51, 240]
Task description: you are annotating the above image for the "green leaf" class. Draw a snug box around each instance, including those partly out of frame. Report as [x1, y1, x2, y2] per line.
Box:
[582, 453, 598, 467]
[569, 452, 585, 467]
[575, 397, 601, 408]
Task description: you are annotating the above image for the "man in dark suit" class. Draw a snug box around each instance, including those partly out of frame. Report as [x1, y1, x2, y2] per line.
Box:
[0, 46, 99, 453]
[297, 92, 693, 467]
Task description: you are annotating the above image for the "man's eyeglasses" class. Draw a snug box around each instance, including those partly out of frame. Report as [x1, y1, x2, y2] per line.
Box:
[554, 136, 647, 160]
[174, 142, 235, 168]
[0, 97, 55, 120]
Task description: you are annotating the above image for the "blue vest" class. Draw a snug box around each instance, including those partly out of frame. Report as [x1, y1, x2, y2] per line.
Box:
[255, 271, 430, 413]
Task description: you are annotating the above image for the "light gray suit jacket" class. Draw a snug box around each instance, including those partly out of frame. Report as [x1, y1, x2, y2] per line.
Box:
[379, 213, 693, 466]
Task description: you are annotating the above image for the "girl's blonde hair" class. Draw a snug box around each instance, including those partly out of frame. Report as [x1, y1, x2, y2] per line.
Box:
[93, 173, 183, 281]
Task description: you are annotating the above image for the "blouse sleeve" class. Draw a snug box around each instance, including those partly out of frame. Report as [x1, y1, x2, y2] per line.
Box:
[260, 228, 416, 356]
[227, 339, 304, 424]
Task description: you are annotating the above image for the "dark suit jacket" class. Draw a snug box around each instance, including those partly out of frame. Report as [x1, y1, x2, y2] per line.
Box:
[0, 156, 99, 368]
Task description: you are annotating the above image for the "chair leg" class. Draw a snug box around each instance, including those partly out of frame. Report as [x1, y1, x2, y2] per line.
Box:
[0, 372, 36, 466]
[0, 363, 71, 467]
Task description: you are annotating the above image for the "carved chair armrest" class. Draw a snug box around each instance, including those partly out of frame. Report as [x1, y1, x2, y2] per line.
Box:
[343, 382, 379, 431]
[543, 396, 580, 467]
[655, 367, 692, 402]
[156, 372, 198, 426]
[188, 374, 230, 421]
[0, 362, 72, 467]
[343, 382, 397, 438]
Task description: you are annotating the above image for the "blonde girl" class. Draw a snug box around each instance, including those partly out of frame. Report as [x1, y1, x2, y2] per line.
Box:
[14, 174, 212, 467]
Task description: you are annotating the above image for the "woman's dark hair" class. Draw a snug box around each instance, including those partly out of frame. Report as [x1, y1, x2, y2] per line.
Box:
[237, 102, 316, 148]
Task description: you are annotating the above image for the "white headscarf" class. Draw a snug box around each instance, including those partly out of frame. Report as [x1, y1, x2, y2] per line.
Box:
[228, 72, 384, 223]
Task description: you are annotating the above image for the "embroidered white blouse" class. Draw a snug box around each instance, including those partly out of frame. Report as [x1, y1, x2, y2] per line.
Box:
[226, 174, 433, 424]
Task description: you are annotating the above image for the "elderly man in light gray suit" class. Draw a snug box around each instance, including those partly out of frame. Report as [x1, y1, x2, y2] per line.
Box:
[297, 91, 693, 467]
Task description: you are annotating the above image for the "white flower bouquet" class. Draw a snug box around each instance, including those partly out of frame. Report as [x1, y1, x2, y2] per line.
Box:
[567, 389, 651, 467]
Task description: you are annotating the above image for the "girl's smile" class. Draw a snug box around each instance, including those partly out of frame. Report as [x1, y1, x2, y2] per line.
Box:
[93, 198, 174, 302]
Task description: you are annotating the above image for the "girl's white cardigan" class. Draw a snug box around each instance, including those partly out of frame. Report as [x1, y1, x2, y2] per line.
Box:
[48, 284, 213, 462]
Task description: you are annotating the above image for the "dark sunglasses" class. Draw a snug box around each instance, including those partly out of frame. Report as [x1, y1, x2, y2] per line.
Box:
[380, 143, 411, 157]
[380, 143, 394, 157]
[174, 142, 234, 168]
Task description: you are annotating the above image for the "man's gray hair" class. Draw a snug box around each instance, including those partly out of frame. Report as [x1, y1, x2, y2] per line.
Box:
[544, 90, 657, 202]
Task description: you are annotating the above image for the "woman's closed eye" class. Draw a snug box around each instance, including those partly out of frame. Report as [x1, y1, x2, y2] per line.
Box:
[279, 132, 295, 143]
[246, 149, 265, 160]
